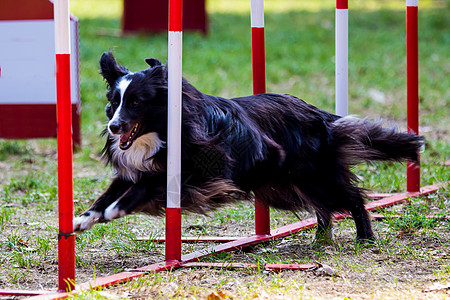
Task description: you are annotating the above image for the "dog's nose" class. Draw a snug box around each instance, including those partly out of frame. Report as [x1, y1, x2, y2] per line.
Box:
[109, 122, 120, 134]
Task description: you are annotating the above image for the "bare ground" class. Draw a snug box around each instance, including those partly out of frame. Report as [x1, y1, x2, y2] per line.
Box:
[0, 141, 449, 299]
[2, 193, 449, 299]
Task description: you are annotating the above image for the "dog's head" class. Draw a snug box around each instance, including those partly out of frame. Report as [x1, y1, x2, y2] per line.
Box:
[99, 51, 168, 150]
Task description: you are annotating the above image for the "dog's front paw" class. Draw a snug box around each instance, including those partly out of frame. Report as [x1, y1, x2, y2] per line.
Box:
[73, 211, 102, 232]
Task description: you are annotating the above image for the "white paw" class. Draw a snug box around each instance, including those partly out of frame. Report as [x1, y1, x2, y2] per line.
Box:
[73, 211, 102, 232]
[104, 200, 127, 221]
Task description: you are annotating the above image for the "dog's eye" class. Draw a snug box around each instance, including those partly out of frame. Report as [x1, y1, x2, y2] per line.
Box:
[111, 100, 119, 107]
[131, 99, 140, 107]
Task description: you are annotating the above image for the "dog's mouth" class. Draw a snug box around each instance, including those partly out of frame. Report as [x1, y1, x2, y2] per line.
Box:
[119, 123, 140, 150]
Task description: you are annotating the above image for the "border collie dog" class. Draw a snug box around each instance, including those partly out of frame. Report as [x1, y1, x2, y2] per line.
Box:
[74, 51, 424, 242]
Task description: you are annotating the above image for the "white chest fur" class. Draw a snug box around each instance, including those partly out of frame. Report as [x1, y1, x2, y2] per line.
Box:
[110, 132, 165, 182]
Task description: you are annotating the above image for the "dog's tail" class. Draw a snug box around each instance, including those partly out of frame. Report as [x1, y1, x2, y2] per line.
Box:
[331, 116, 424, 165]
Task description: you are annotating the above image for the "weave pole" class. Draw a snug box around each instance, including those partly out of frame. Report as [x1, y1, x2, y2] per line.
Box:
[335, 0, 349, 116]
[54, 0, 76, 292]
[166, 0, 183, 262]
[251, 0, 270, 236]
[406, 0, 420, 192]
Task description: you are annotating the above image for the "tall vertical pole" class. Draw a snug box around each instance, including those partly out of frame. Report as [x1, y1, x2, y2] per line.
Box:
[406, 0, 420, 192]
[251, 0, 270, 236]
[54, 0, 75, 292]
[335, 0, 349, 116]
[166, 0, 183, 262]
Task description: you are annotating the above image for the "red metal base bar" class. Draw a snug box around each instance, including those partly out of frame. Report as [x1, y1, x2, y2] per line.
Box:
[367, 192, 400, 199]
[364, 184, 439, 211]
[18, 183, 444, 300]
[24, 261, 181, 300]
[136, 236, 239, 243]
[180, 262, 316, 271]
[371, 213, 449, 220]
[0, 290, 52, 297]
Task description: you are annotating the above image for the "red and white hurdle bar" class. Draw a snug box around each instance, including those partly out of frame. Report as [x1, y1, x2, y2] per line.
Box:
[251, 0, 271, 236]
[54, 0, 76, 292]
[406, 0, 420, 192]
[166, 0, 183, 262]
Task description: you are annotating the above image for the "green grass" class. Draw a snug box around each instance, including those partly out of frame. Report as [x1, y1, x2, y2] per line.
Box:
[68, 0, 450, 190]
[0, 0, 449, 297]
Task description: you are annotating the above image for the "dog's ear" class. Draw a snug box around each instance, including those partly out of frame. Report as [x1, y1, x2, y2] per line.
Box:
[99, 51, 129, 88]
[145, 58, 162, 68]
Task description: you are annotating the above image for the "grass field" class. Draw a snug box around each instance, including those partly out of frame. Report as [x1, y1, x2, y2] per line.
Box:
[0, 0, 449, 299]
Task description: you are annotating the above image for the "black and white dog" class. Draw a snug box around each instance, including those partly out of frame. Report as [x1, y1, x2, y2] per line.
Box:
[73, 51, 424, 242]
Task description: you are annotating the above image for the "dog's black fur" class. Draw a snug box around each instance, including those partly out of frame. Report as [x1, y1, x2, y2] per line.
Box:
[73, 51, 424, 242]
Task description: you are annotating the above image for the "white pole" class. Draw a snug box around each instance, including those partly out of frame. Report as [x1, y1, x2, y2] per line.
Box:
[335, 1, 349, 116]
[167, 30, 183, 210]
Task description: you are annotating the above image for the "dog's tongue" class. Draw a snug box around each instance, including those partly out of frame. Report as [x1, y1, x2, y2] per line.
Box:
[120, 129, 133, 144]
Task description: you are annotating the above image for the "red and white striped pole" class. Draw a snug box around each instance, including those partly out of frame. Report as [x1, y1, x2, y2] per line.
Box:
[406, 0, 420, 192]
[166, 0, 183, 262]
[335, 0, 348, 116]
[251, 0, 270, 236]
[54, 0, 75, 292]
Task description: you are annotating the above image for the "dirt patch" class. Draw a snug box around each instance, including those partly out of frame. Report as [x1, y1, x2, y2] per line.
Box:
[0, 140, 449, 299]
[99, 226, 450, 299]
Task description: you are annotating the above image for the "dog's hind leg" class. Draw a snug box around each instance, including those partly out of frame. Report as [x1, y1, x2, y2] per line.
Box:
[295, 170, 374, 243]
[315, 188, 374, 243]
[74, 177, 133, 232]
[314, 211, 333, 244]
[340, 183, 375, 243]
[349, 198, 374, 243]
